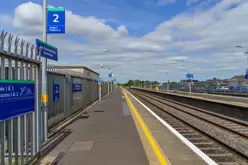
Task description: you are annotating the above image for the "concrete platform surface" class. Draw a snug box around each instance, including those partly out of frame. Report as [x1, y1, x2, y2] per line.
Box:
[172, 90, 248, 104]
[39, 89, 149, 165]
[138, 88, 248, 107]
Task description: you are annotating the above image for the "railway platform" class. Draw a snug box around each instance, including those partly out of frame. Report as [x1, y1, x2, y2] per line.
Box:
[38, 88, 214, 165]
[154, 88, 248, 105]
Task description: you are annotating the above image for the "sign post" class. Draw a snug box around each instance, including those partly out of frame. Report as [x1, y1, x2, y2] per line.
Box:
[186, 73, 194, 95]
[42, 0, 48, 143]
[108, 73, 113, 94]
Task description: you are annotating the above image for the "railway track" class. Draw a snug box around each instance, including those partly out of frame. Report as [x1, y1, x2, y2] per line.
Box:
[129, 89, 248, 165]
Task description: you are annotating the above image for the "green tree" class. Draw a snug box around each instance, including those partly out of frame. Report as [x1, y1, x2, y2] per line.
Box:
[134, 79, 141, 86]
[127, 80, 134, 86]
[171, 81, 177, 84]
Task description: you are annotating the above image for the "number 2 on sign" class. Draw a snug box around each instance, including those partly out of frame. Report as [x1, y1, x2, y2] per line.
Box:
[53, 14, 59, 22]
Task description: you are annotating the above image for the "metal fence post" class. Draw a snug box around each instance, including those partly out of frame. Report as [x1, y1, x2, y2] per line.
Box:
[14, 37, 19, 56]
[0, 29, 8, 165]
[98, 82, 101, 101]
[7, 34, 14, 164]
[0, 30, 7, 53]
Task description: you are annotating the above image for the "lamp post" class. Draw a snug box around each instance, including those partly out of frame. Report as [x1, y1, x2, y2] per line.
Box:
[236, 45, 248, 70]
[236, 45, 248, 88]
[166, 72, 169, 92]
[108, 68, 111, 94]
[88, 63, 108, 100]
[88, 49, 110, 98]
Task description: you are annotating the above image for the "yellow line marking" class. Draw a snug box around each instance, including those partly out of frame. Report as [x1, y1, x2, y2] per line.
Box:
[122, 89, 167, 165]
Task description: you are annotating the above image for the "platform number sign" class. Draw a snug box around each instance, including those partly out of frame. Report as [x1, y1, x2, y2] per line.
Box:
[47, 8, 65, 34]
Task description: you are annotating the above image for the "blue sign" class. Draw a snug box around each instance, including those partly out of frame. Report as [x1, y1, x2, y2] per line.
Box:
[98, 78, 103, 83]
[109, 73, 113, 78]
[53, 83, 60, 102]
[36, 39, 58, 61]
[0, 80, 35, 121]
[245, 75, 248, 80]
[47, 8, 65, 34]
[186, 73, 194, 79]
[72, 84, 82, 92]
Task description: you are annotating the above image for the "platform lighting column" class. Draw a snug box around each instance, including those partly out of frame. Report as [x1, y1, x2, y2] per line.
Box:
[236, 45, 248, 92]
[166, 73, 169, 92]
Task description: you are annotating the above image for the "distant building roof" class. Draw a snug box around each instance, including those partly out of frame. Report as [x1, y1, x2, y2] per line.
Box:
[230, 75, 245, 80]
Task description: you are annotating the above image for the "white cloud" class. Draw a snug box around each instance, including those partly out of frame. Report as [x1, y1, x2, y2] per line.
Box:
[1, 0, 248, 83]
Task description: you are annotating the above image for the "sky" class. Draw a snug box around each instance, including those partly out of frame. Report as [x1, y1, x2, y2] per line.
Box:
[1, 0, 248, 83]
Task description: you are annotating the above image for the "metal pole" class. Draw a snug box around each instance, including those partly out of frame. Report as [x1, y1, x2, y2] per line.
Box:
[189, 81, 192, 95]
[42, 0, 48, 142]
[246, 52, 248, 68]
[108, 80, 109, 94]
[167, 80, 169, 92]
[166, 73, 169, 92]
[111, 81, 113, 92]
[98, 82, 101, 101]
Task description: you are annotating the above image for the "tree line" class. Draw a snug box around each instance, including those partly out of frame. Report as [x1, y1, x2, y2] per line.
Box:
[124, 80, 177, 87]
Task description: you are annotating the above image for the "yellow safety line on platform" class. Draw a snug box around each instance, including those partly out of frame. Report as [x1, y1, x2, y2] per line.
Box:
[122, 89, 167, 165]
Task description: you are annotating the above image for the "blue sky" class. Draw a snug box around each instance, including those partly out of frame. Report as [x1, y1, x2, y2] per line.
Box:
[1, 0, 216, 36]
[1, 0, 248, 83]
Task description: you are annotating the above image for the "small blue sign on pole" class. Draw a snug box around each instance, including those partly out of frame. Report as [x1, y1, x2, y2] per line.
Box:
[72, 84, 82, 92]
[47, 8, 65, 34]
[109, 73, 113, 78]
[53, 83, 60, 102]
[186, 73, 194, 79]
[98, 78, 103, 83]
[36, 39, 58, 61]
[0, 80, 35, 121]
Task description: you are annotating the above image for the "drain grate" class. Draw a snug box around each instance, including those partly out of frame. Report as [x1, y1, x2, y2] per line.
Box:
[69, 141, 94, 151]
[78, 115, 89, 119]
[94, 110, 104, 112]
